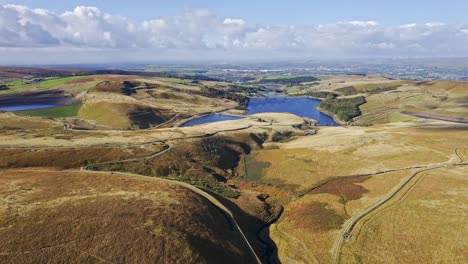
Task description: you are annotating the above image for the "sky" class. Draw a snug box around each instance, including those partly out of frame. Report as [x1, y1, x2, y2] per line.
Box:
[1, 0, 468, 64]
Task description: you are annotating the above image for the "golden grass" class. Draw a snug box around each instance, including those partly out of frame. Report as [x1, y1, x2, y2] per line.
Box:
[268, 169, 411, 263]
[248, 121, 468, 263]
[254, 123, 467, 192]
[0, 112, 62, 129]
[78, 102, 133, 129]
[271, 192, 344, 263]
[341, 166, 468, 263]
[357, 81, 468, 124]
[353, 81, 409, 92]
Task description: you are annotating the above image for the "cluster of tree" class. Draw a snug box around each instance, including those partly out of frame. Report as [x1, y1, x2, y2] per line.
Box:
[271, 131, 295, 142]
[319, 95, 366, 122]
[336, 85, 401, 95]
[365, 85, 400, 94]
[201, 86, 250, 109]
[304, 91, 337, 98]
[335, 86, 358, 95]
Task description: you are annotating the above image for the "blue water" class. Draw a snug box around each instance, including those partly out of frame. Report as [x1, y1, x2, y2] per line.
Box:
[181, 114, 242, 126]
[0, 104, 61, 111]
[182, 97, 339, 127]
[247, 97, 339, 125]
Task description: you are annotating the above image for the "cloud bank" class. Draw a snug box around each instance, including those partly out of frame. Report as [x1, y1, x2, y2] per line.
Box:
[1, 4, 468, 63]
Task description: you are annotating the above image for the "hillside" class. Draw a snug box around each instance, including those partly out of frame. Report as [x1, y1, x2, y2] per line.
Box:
[0, 70, 467, 263]
[0, 169, 258, 263]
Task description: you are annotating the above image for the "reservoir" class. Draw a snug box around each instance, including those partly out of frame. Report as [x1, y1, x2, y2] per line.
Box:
[182, 97, 339, 127]
[0, 104, 63, 111]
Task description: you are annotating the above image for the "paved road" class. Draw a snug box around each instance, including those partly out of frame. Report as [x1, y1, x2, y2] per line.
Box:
[331, 148, 466, 264]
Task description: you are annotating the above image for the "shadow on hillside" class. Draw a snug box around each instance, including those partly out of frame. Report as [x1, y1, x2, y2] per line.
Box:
[205, 190, 281, 264]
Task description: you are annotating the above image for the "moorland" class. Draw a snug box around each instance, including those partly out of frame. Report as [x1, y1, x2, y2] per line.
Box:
[0, 66, 466, 263]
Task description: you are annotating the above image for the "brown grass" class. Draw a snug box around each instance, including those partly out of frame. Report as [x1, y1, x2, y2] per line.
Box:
[94, 81, 126, 93]
[310, 176, 371, 203]
[284, 201, 345, 230]
[0, 145, 162, 169]
[0, 169, 256, 263]
[67, 77, 96, 84]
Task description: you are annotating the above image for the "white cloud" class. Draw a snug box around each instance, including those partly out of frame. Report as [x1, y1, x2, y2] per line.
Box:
[0, 4, 467, 63]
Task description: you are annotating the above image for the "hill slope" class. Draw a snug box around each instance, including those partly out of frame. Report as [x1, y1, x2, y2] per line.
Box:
[0, 169, 257, 263]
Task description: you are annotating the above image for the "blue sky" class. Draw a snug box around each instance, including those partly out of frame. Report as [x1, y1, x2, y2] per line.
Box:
[2, 0, 468, 25]
[1, 1, 468, 63]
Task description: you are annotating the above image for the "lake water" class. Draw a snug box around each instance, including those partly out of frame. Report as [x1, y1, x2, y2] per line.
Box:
[0, 104, 61, 111]
[182, 97, 339, 127]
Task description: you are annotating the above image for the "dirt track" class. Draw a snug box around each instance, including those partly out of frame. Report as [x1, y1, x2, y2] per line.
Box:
[331, 148, 466, 264]
[401, 111, 468, 124]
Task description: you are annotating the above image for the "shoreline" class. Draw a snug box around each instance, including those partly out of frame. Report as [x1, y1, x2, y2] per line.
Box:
[178, 94, 347, 127]
[286, 94, 347, 125]
[315, 106, 347, 125]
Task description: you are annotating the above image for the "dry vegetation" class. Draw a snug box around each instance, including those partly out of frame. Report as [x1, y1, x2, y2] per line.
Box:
[0, 144, 164, 169]
[239, 119, 468, 263]
[340, 166, 468, 263]
[1, 71, 467, 263]
[0, 169, 257, 263]
[355, 81, 468, 125]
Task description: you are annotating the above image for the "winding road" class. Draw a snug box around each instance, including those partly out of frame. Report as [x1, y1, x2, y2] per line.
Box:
[331, 148, 466, 264]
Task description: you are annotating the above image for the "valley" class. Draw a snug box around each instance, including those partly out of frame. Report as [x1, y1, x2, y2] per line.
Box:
[0, 68, 467, 263]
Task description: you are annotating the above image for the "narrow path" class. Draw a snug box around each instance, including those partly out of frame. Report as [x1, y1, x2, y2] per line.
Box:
[301, 160, 455, 196]
[331, 148, 466, 264]
[75, 169, 262, 263]
[81, 142, 173, 170]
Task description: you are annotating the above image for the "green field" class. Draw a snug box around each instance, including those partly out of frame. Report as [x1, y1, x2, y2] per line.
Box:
[16, 104, 81, 118]
[2, 76, 88, 93]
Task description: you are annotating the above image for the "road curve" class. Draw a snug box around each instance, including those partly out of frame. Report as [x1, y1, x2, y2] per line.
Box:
[81, 142, 173, 170]
[77, 169, 262, 264]
[331, 148, 466, 264]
